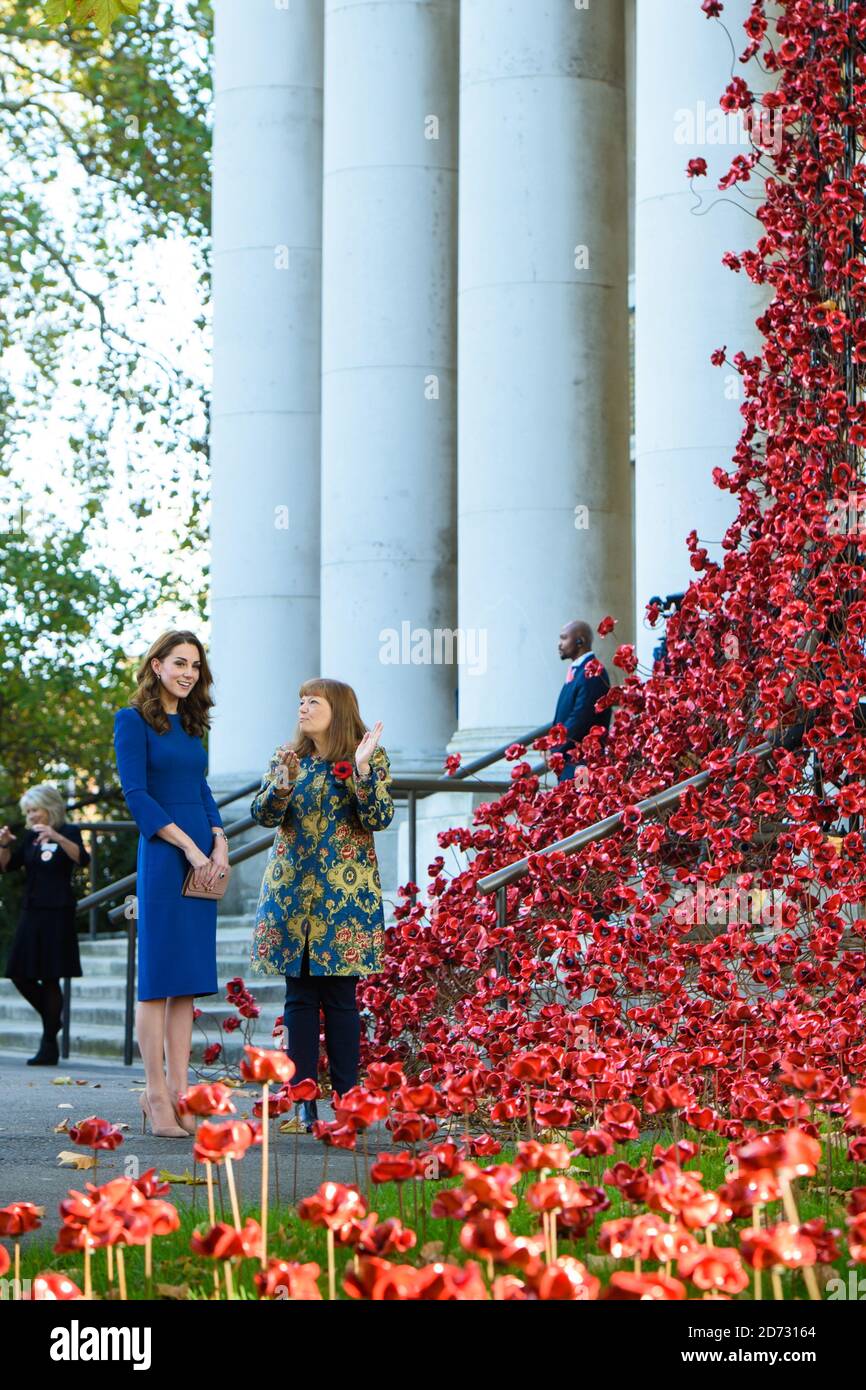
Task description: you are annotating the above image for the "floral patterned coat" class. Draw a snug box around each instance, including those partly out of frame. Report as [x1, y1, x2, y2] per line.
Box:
[249, 745, 394, 978]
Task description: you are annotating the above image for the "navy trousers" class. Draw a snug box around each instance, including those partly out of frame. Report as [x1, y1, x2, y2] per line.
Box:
[283, 940, 360, 1099]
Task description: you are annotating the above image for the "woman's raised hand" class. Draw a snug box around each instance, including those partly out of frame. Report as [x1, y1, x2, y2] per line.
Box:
[354, 721, 383, 777]
[273, 744, 300, 789]
[0, 825, 15, 847]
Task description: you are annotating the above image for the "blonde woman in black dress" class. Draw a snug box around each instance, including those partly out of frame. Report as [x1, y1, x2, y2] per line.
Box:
[0, 782, 90, 1066]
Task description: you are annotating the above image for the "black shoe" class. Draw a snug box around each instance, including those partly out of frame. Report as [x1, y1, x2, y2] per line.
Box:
[27, 1032, 60, 1066]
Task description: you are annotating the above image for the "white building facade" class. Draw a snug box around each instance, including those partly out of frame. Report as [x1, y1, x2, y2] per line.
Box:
[210, 0, 768, 813]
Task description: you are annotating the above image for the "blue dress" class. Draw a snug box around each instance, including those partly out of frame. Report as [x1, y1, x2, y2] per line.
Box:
[113, 706, 223, 1001]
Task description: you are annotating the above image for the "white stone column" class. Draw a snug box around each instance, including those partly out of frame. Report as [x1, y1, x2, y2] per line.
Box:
[210, 0, 323, 784]
[320, 0, 459, 775]
[634, 0, 771, 666]
[454, 0, 633, 759]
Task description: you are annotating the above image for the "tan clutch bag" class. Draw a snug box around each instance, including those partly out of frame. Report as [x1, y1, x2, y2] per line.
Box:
[182, 864, 232, 900]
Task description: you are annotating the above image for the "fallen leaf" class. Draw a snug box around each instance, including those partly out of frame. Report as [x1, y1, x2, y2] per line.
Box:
[158, 1169, 207, 1186]
[278, 1117, 306, 1134]
[156, 1283, 191, 1300]
[57, 1150, 97, 1170]
[51, 1077, 75, 1086]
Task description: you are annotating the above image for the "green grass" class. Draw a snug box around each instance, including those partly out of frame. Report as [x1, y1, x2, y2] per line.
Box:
[7, 1130, 861, 1299]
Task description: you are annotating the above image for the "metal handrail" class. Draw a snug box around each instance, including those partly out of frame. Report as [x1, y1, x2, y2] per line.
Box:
[447, 724, 552, 779]
[477, 740, 776, 895]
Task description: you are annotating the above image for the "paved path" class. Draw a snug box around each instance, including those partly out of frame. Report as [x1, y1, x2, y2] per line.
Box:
[0, 1053, 383, 1237]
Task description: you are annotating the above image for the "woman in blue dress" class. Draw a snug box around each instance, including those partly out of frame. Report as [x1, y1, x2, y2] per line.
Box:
[114, 630, 228, 1138]
[250, 678, 393, 1130]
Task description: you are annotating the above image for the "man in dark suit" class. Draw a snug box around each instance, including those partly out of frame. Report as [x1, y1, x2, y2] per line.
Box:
[550, 619, 611, 782]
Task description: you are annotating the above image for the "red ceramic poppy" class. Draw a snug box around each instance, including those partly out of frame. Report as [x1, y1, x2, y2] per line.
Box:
[387, 1112, 437, 1145]
[458, 1161, 521, 1212]
[0, 1202, 43, 1236]
[430, 1187, 479, 1222]
[311, 1120, 357, 1149]
[570, 1128, 615, 1157]
[177, 1083, 237, 1118]
[333, 762, 353, 781]
[139, 1199, 180, 1237]
[364, 1063, 406, 1092]
[604, 1271, 687, 1300]
[459, 1213, 545, 1273]
[369, 1152, 418, 1185]
[68, 1116, 124, 1151]
[395, 1083, 445, 1115]
[355, 1216, 417, 1257]
[286, 1078, 320, 1103]
[133, 1169, 171, 1200]
[515, 1140, 573, 1173]
[847, 1213, 866, 1263]
[297, 1182, 367, 1232]
[342, 1255, 421, 1300]
[53, 1224, 94, 1254]
[734, 1128, 822, 1180]
[419, 1141, 465, 1178]
[193, 1120, 255, 1165]
[190, 1219, 262, 1261]
[526, 1177, 593, 1214]
[254, 1259, 322, 1300]
[678, 1246, 750, 1294]
[530, 1257, 601, 1301]
[28, 1271, 83, 1300]
[240, 1045, 297, 1085]
[90, 1177, 141, 1211]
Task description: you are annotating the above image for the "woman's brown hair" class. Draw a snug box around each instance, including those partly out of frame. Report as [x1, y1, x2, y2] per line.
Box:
[131, 630, 215, 738]
[293, 678, 367, 761]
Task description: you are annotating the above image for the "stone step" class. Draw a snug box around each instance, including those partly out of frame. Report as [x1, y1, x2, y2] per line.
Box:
[0, 998, 284, 1030]
[78, 924, 256, 955]
[0, 1018, 255, 1063]
[0, 977, 283, 1004]
[74, 948, 259, 974]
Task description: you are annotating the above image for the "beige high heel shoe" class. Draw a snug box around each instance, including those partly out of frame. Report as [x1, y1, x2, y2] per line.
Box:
[168, 1091, 196, 1136]
[139, 1092, 188, 1139]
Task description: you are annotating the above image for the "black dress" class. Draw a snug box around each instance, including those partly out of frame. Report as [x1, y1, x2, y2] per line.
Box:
[2, 825, 89, 978]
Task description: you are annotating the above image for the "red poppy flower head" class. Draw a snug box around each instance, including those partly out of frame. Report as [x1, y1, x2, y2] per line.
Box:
[133, 1169, 172, 1200]
[28, 1272, 83, 1300]
[240, 1045, 297, 1085]
[0, 1202, 43, 1236]
[255, 1259, 323, 1300]
[286, 1078, 320, 1103]
[333, 761, 353, 781]
[178, 1083, 237, 1118]
[193, 1119, 255, 1165]
[190, 1219, 262, 1261]
[68, 1116, 124, 1151]
[297, 1182, 367, 1231]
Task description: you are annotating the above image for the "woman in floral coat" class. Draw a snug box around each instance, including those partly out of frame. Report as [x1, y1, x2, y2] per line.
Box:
[250, 678, 393, 1128]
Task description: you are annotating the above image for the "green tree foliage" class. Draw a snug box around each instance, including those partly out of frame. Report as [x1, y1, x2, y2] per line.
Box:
[0, 0, 214, 942]
[0, 0, 213, 594]
[44, 1, 141, 38]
